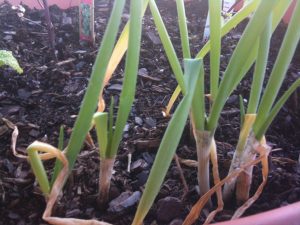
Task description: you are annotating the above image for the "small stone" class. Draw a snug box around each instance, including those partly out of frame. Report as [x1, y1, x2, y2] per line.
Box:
[0, 125, 9, 136]
[75, 61, 85, 71]
[17, 89, 31, 100]
[63, 80, 80, 94]
[135, 116, 143, 126]
[7, 106, 20, 115]
[62, 12, 72, 25]
[169, 219, 183, 225]
[122, 13, 130, 20]
[108, 191, 141, 213]
[108, 84, 123, 91]
[66, 209, 81, 218]
[145, 117, 156, 128]
[123, 124, 130, 132]
[85, 208, 94, 217]
[232, 33, 242, 40]
[131, 159, 148, 174]
[29, 129, 40, 138]
[8, 212, 20, 220]
[3, 35, 13, 41]
[147, 31, 161, 45]
[287, 191, 298, 203]
[142, 152, 154, 164]
[227, 94, 238, 104]
[156, 197, 184, 223]
[138, 68, 148, 76]
[136, 171, 149, 187]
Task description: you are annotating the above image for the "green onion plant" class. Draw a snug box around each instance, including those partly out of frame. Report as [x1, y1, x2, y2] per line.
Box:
[25, 0, 145, 210]
[134, 0, 300, 223]
[224, 0, 300, 204]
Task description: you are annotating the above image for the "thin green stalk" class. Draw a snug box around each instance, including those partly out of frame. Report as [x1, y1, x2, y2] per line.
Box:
[247, 14, 272, 113]
[254, 0, 300, 134]
[176, 0, 191, 59]
[225, 0, 292, 97]
[51, 0, 125, 181]
[106, 96, 114, 154]
[208, 0, 221, 100]
[50, 125, 64, 187]
[149, 0, 186, 95]
[165, 0, 262, 115]
[93, 112, 108, 157]
[133, 59, 202, 225]
[207, 0, 280, 132]
[109, 0, 143, 158]
[28, 146, 50, 196]
[166, 0, 291, 115]
[239, 95, 245, 126]
[256, 78, 300, 140]
[196, 0, 260, 59]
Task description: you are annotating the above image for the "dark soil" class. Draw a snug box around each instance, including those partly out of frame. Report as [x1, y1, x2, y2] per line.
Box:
[0, 1, 300, 225]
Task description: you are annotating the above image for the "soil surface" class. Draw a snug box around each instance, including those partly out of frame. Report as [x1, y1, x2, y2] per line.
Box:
[1, 1, 300, 225]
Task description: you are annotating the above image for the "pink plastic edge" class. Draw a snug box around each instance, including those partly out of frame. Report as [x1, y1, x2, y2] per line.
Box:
[213, 201, 300, 225]
[0, 0, 79, 9]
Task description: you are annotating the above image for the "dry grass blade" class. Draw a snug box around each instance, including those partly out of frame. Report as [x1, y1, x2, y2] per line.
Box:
[174, 154, 189, 198]
[85, 133, 95, 148]
[10, 122, 53, 160]
[183, 145, 269, 225]
[204, 138, 223, 225]
[10, 122, 111, 224]
[26, 142, 111, 225]
[97, 158, 115, 208]
[231, 143, 271, 219]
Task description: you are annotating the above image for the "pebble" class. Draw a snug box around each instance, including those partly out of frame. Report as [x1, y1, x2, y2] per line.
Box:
[130, 159, 148, 174]
[62, 12, 72, 25]
[0, 125, 9, 136]
[17, 89, 31, 100]
[142, 152, 154, 164]
[138, 68, 148, 76]
[227, 94, 239, 104]
[145, 117, 156, 128]
[287, 191, 298, 203]
[156, 197, 184, 223]
[75, 61, 85, 71]
[123, 124, 130, 132]
[146, 31, 161, 45]
[135, 116, 143, 126]
[65, 208, 81, 218]
[108, 191, 141, 213]
[169, 219, 183, 225]
[85, 208, 94, 217]
[8, 212, 20, 220]
[3, 35, 13, 41]
[29, 129, 40, 138]
[136, 171, 149, 187]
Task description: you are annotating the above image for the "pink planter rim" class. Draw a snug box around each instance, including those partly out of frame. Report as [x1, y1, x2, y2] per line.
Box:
[214, 201, 300, 225]
[0, 0, 79, 9]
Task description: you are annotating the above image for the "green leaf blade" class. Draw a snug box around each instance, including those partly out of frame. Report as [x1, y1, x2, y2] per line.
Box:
[132, 59, 203, 225]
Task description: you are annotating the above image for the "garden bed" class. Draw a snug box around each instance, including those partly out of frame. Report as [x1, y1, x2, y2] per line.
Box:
[0, 1, 300, 224]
